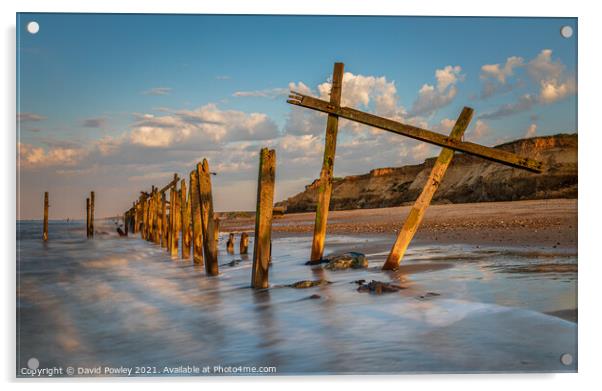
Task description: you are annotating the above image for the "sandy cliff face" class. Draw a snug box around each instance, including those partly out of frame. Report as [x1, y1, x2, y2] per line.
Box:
[277, 133, 577, 213]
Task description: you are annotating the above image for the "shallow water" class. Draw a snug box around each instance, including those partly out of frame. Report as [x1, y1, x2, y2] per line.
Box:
[17, 220, 577, 376]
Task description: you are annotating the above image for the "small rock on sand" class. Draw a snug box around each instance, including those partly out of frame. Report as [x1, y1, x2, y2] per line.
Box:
[307, 252, 368, 270]
[356, 280, 406, 294]
[288, 279, 331, 289]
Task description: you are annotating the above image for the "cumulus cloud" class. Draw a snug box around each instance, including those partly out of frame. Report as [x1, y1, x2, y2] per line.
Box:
[410, 65, 463, 116]
[17, 112, 47, 122]
[142, 87, 172, 96]
[285, 73, 408, 136]
[477, 49, 576, 119]
[129, 104, 279, 148]
[525, 123, 537, 138]
[481, 56, 524, 84]
[528, 49, 576, 104]
[18, 142, 85, 168]
[479, 56, 525, 99]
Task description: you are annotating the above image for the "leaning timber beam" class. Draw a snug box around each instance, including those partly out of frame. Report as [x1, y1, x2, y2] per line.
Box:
[287, 92, 543, 173]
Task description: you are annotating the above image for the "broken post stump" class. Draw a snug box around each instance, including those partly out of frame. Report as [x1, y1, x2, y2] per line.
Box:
[252, 148, 276, 289]
[198, 159, 219, 275]
[90, 191, 95, 238]
[227, 233, 235, 254]
[86, 197, 91, 238]
[181, 179, 191, 259]
[42, 192, 49, 241]
[240, 232, 249, 255]
[382, 107, 474, 270]
[310, 62, 344, 262]
[190, 169, 204, 265]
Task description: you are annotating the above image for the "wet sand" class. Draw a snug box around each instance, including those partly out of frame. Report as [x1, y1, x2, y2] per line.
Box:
[221, 199, 577, 250]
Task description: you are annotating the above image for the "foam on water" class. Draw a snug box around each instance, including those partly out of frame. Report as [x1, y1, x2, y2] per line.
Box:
[17, 220, 577, 375]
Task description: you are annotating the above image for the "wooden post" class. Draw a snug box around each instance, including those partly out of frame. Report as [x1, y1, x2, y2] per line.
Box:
[310, 62, 344, 262]
[226, 233, 235, 254]
[154, 191, 161, 244]
[42, 192, 49, 241]
[132, 202, 137, 234]
[89, 191, 95, 238]
[148, 189, 155, 242]
[86, 197, 90, 238]
[161, 193, 168, 248]
[240, 232, 249, 255]
[197, 160, 219, 275]
[214, 216, 220, 245]
[124, 212, 129, 236]
[181, 179, 191, 259]
[382, 107, 474, 270]
[252, 148, 276, 289]
[288, 92, 543, 173]
[169, 185, 179, 257]
[190, 170, 204, 265]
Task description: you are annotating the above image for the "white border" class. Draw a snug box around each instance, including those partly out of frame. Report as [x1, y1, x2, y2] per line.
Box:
[2, 1, 600, 390]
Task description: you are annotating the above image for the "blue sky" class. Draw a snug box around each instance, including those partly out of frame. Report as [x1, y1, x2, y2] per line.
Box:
[17, 14, 577, 219]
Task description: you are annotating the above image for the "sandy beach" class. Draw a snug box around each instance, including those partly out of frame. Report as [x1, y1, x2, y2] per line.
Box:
[220, 198, 577, 250]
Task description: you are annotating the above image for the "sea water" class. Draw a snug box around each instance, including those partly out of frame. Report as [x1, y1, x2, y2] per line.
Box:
[16, 219, 577, 376]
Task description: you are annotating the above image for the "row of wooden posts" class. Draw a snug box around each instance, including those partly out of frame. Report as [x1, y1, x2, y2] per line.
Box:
[123, 150, 276, 289]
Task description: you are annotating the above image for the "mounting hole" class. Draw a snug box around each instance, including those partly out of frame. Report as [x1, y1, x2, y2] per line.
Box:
[27, 357, 39, 370]
[560, 25, 573, 39]
[560, 353, 573, 366]
[27, 21, 40, 34]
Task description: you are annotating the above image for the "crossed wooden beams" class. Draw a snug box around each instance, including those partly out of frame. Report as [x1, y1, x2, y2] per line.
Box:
[287, 62, 544, 270]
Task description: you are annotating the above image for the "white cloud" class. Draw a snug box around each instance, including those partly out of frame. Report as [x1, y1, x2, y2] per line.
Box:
[477, 49, 576, 116]
[525, 123, 537, 138]
[410, 65, 463, 116]
[481, 56, 524, 84]
[18, 142, 85, 168]
[129, 104, 279, 148]
[528, 49, 576, 104]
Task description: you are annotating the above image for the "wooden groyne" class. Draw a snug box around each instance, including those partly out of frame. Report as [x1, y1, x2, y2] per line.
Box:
[115, 62, 544, 286]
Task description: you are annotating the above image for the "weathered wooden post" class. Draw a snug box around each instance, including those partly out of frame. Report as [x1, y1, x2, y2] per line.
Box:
[226, 233, 235, 254]
[214, 216, 220, 246]
[124, 211, 129, 236]
[169, 185, 179, 257]
[86, 197, 91, 238]
[252, 148, 276, 289]
[240, 232, 249, 255]
[382, 107, 474, 270]
[89, 191, 95, 238]
[132, 201, 137, 234]
[197, 159, 219, 275]
[161, 193, 167, 248]
[190, 170, 204, 265]
[154, 191, 162, 244]
[42, 192, 49, 241]
[310, 62, 344, 262]
[181, 179, 191, 259]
